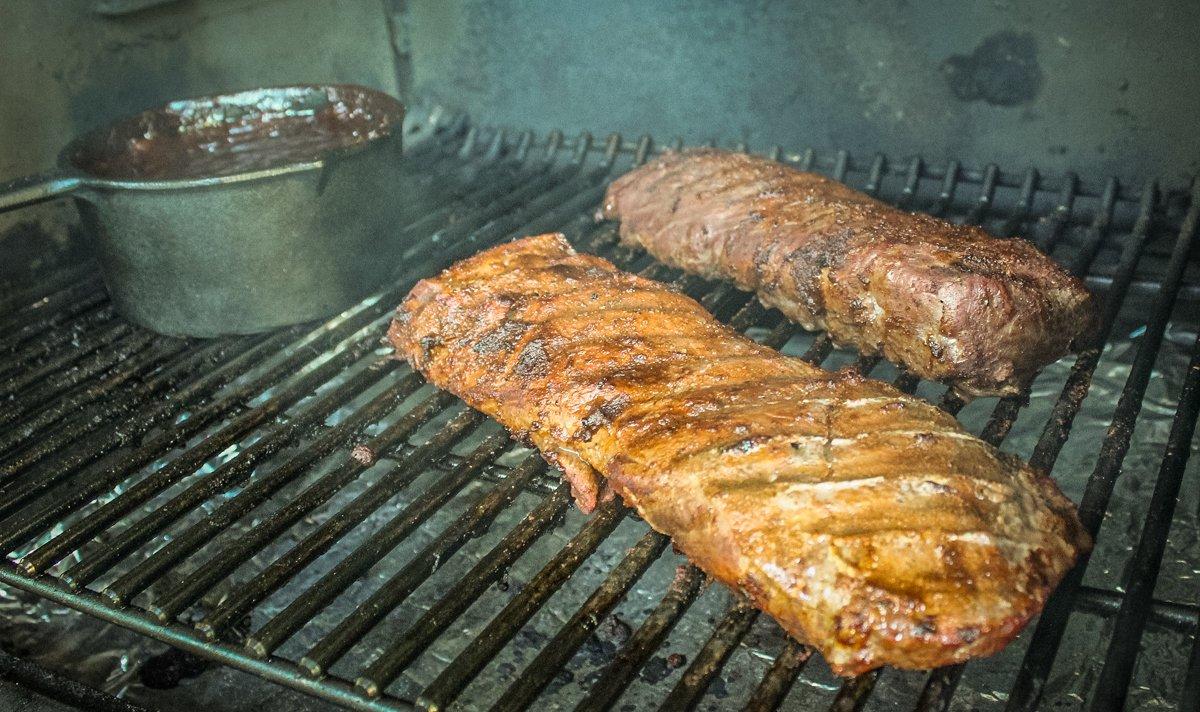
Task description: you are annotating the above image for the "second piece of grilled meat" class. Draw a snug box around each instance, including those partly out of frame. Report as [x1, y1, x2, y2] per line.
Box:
[389, 233, 1089, 675]
[599, 148, 1097, 396]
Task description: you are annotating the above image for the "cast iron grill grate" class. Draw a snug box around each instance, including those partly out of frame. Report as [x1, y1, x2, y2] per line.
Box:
[0, 120, 1197, 711]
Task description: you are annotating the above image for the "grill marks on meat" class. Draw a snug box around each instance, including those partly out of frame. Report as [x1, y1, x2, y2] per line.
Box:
[389, 234, 1089, 675]
[598, 149, 1097, 396]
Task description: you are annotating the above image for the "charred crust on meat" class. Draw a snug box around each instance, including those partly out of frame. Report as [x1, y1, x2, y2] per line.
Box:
[576, 393, 632, 442]
[473, 320, 531, 354]
[514, 339, 551, 378]
[418, 336, 439, 361]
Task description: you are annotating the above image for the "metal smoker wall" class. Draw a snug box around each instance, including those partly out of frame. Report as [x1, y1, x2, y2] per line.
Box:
[394, 0, 1200, 188]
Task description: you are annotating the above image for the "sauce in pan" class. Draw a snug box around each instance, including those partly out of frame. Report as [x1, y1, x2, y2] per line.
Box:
[71, 85, 402, 181]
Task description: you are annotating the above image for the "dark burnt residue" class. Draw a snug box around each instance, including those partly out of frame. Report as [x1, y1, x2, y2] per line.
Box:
[514, 338, 551, 378]
[576, 393, 632, 442]
[942, 31, 1043, 107]
[70, 84, 402, 180]
[473, 320, 532, 354]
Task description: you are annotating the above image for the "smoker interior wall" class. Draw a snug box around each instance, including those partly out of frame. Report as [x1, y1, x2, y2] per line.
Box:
[2, 0, 1197, 294]
[397, 0, 1199, 188]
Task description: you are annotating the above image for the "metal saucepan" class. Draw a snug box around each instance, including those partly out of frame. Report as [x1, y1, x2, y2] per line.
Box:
[0, 84, 407, 336]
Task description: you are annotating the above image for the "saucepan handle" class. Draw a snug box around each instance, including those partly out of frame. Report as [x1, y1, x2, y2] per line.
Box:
[0, 172, 85, 214]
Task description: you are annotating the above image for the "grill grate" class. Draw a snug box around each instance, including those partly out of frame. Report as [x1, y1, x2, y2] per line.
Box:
[0, 120, 1197, 711]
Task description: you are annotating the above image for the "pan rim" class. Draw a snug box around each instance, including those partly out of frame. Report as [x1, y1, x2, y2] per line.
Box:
[59, 82, 403, 190]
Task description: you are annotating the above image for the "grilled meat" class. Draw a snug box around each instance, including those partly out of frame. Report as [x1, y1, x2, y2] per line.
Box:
[598, 149, 1097, 396]
[389, 233, 1089, 675]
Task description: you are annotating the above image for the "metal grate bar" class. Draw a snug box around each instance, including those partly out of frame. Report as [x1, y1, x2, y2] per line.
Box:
[0, 329, 287, 478]
[48, 332, 391, 587]
[0, 331, 286, 538]
[164, 368, 413, 634]
[863, 154, 886, 196]
[0, 288, 108, 353]
[353, 484, 575, 693]
[1090, 328, 1200, 708]
[195, 429, 512, 640]
[1006, 181, 1200, 711]
[411, 500, 628, 708]
[65, 372, 422, 588]
[492, 529, 671, 712]
[0, 320, 139, 399]
[0, 303, 116, 381]
[659, 598, 760, 711]
[0, 265, 96, 319]
[832, 150, 850, 183]
[928, 160, 960, 216]
[1035, 171, 1077, 253]
[120, 399, 476, 611]
[0, 567, 409, 712]
[799, 147, 816, 171]
[20, 366, 415, 578]
[896, 157, 922, 209]
[998, 168, 1039, 236]
[1073, 585, 1199, 631]
[800, 334, 834, 365]
[0, 334, 189, 451]
[744, 641, 813, 712]
[574, 564, 708, 712]
[1066, 177, 1119, 277]
[1029, 181, 1155, 473]
[829, 669, 882, 712]
[260, 453, 548, 668]
[963, 163, 999, 225]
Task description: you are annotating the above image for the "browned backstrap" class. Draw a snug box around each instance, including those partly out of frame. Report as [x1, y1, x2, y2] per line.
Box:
[389, 233, 1088, 675]
[599, 149, 1096, 396]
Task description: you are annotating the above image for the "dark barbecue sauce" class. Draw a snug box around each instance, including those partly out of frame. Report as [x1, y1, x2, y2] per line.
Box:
[71, 85, 402, 181]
